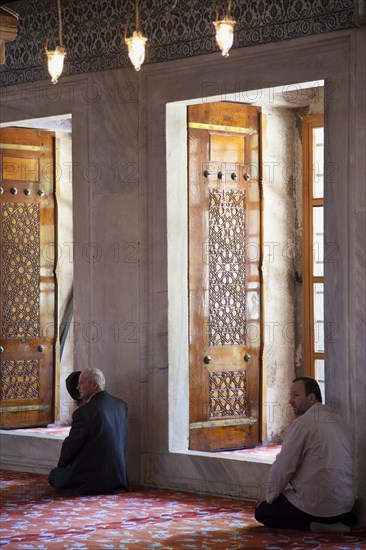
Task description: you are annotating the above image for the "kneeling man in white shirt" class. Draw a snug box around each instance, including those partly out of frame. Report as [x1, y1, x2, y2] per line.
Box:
[255, 376, 357, 532]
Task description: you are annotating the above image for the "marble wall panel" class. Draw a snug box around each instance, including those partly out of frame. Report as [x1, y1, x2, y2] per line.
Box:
[142, 450, 272, 501]
[0, 431, 63, 475]
[1, 24, 365, 525]
[140, 29, 366, 524]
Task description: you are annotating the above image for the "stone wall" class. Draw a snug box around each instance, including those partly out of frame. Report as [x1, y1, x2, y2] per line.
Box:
[1, 0, 358, 85]
[1, 24, 365, 524]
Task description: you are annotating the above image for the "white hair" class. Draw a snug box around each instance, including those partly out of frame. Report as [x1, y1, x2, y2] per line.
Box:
[83, 368, 105, 390]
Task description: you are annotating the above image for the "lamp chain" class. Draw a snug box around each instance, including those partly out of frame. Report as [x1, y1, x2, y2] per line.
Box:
[57, 0, 63, 47]
[136, 0, 140, 33]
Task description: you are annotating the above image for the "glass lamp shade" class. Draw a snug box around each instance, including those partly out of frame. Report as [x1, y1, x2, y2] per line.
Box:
[213, 17, 235, 57]
[125, 31, 147, 71]
[46, 46, 66, 84]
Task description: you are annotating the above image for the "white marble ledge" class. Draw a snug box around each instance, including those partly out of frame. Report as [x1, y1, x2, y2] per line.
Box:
[0, 430, 64, 475]
[170, 448, 279, 465]
[0, 428, 69, 440]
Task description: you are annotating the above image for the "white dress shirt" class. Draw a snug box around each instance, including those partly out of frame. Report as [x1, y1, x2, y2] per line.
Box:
[266, 403, 355, 517]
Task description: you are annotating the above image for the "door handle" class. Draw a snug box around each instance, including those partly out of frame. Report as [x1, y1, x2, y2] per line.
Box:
[203, 355, 212, 364]
[244, 353, 251, 362]
[0, 346, 4, 353]
[38, 345, 44, 352]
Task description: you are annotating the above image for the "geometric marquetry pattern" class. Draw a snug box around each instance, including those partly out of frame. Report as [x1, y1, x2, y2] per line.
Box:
[1, 1, 357, 86]
[209, 370, 246, 418]
[209, 189, 246, 346]
[0, 203, 40, 339]
[0, 359, 40, 400]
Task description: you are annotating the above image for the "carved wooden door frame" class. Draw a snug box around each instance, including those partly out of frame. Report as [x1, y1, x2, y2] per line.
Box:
[0, 127, 57, 428]
[188, 103, 263, 451]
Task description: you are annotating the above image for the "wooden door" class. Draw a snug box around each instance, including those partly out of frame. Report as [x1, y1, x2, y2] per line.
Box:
[188, 102, 262, 451]
[0, 127, 56, 428]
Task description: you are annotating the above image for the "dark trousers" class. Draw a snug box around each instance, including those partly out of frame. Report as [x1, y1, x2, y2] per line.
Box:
[255, 494, 357, 531]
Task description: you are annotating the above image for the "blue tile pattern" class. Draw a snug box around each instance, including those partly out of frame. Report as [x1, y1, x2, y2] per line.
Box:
[0, 0, 357, 86]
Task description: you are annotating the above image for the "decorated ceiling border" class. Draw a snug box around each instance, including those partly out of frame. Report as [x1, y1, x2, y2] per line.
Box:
[0, 0, 358, 87]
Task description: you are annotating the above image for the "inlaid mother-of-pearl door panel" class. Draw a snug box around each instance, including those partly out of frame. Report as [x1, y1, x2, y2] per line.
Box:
[0, 127, 56, 428]
[188, 103, 262, 451]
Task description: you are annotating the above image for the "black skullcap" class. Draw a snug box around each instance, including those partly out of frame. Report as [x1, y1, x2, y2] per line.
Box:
[65, 371, 81, 401]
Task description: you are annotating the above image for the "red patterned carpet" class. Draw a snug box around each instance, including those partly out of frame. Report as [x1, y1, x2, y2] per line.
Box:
[1, 470, 365, 549]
